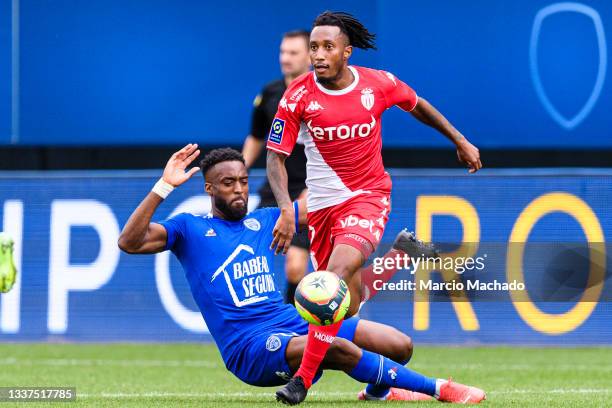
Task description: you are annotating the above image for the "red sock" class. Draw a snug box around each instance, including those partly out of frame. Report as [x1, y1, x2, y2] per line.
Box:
[360, 249, 409, 302]
[295, 321, 343, 388]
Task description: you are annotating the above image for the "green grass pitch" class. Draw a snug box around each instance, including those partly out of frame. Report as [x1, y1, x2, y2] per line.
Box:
[0, 343, 610, 407]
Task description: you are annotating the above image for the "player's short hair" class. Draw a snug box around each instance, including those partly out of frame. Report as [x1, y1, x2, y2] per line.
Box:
[283, 29, 310, 44]
[199, 148, 245, 179]
[312, 11, 376, 50]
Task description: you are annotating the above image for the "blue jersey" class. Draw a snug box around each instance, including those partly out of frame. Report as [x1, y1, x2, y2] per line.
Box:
[158, 206, 301, 371]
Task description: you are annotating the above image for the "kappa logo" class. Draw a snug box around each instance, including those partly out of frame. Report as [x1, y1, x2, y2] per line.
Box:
[243, 218, 261, 231]
[205, 228, 216, 237]
[306, 100, 324, 112]
[266, 335, 282, 351]
[279, 98, 296, 112]
[361, 88, 375, 111]
[388, 367, 398, 380]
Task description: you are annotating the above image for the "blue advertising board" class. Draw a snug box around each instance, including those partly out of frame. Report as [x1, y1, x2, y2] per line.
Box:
[0, 168, 610, 344]
[0, 0, 11, 144]
[1, 1, 611, 147]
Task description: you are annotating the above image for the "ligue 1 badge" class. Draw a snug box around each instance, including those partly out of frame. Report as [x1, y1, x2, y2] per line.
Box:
[361, 88, 374, 111]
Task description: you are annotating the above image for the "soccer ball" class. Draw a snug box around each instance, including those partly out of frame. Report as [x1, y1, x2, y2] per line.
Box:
[0, 233, 17, 293]
[294, 271, 351, 326]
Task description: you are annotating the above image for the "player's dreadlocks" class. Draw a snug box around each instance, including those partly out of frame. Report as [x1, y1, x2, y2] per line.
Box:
[313, 11, 376, 50]
[200, 148, 245, 179]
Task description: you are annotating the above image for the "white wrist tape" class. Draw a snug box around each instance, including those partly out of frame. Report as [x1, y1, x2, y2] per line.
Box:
[152, 178, 175, 199]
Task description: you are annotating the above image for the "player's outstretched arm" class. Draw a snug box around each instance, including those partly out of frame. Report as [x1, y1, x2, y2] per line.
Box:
[410, 97, 482, 173]
[118, 143, 200, 254]
[267, 150, 296, 255]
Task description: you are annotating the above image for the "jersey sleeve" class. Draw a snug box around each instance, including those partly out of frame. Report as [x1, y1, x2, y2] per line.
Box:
[379, 70, 419, 112]
[265, 86, 304, 156]
[265, 206, 281, 224]
[156, 213, 190, 251]
[249, 92, 269, 141]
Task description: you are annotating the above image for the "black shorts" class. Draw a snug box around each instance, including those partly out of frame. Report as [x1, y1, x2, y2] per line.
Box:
[257, 198, 310, 250]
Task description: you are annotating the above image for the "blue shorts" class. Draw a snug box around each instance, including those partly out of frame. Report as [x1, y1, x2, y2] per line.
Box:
[230, 313, 361, 387]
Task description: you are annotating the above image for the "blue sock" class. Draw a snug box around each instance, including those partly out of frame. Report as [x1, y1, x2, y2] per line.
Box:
[364, 355, 410, 398]
[349, 349, 436, 397]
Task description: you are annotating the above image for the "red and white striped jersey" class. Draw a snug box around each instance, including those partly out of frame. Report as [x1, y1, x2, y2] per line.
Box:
[266, 65, 418, 211]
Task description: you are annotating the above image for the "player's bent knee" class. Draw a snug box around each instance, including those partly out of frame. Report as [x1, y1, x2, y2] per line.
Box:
[394, 334, 413, 363]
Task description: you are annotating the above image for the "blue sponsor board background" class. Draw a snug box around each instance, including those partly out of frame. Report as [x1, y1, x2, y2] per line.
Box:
[0, 168, 610, 344]
[1, 0, 611, 147]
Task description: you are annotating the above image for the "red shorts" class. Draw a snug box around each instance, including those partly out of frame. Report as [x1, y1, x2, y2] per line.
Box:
[307, 191, 391, 271]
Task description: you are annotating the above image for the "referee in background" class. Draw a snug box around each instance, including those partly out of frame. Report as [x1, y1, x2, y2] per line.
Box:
[242, 30, 310, 304]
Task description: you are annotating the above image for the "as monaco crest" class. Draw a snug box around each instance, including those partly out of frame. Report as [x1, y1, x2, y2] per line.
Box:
[361, 88, 374, 111]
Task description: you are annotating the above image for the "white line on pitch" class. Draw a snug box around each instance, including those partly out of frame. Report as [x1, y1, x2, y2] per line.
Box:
[491, 389, 612, 394]
[75, 389, 612, 399]
[410, 363, 612, 371]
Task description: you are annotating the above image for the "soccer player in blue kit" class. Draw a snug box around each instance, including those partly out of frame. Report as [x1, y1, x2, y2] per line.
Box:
[118, 144, 485, 404]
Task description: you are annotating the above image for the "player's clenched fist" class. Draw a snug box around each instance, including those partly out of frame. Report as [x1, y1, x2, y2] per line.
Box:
[271, 207, 296, 255]
[163, 143, 201, 187]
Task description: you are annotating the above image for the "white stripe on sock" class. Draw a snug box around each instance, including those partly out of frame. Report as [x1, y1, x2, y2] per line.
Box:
[376, 355, 384, 385]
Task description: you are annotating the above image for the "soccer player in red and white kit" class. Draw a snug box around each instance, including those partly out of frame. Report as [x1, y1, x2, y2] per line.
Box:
[267, 12, 483, 404]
